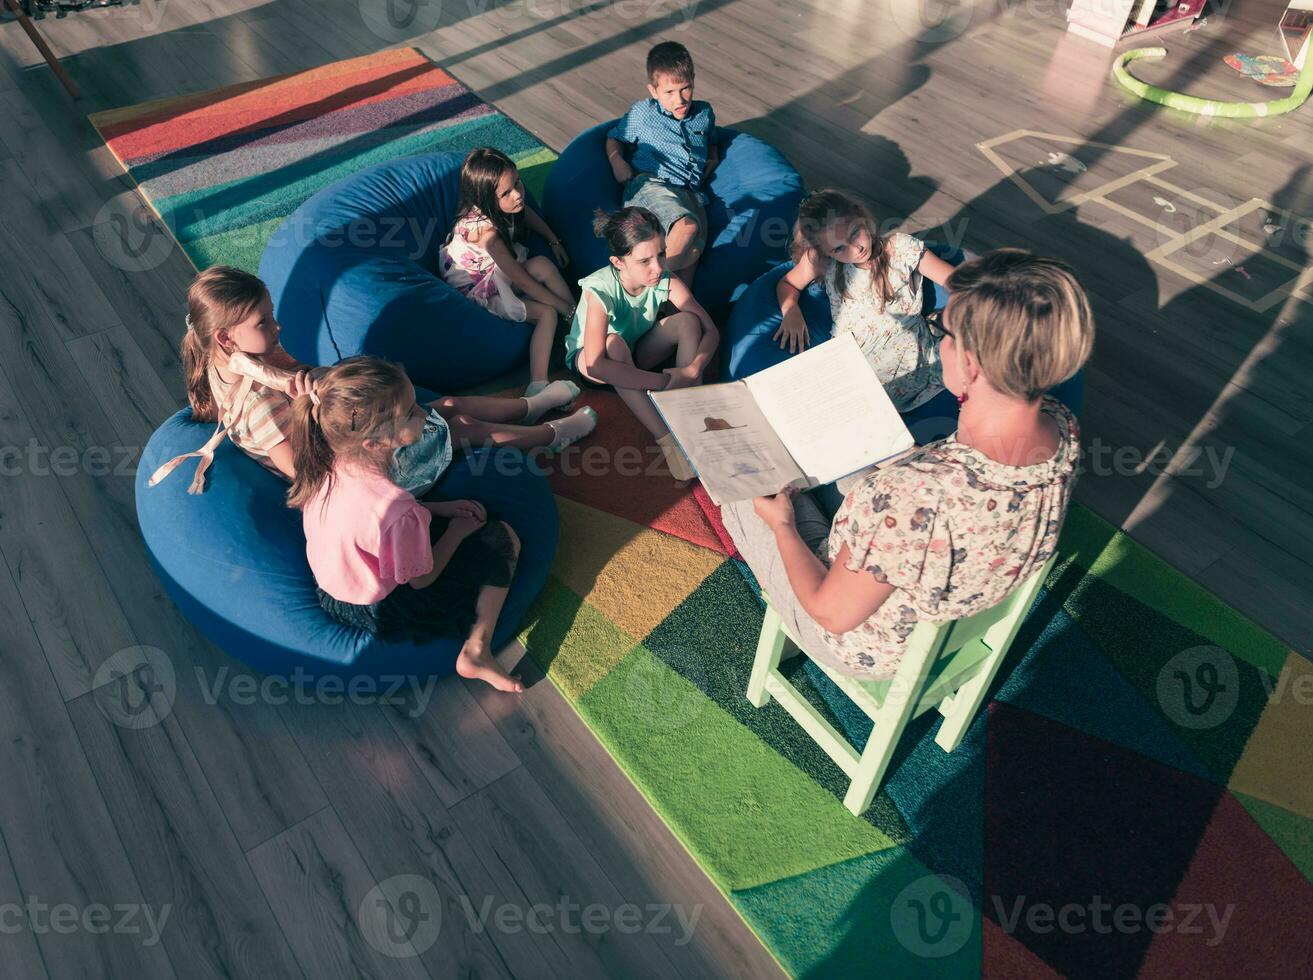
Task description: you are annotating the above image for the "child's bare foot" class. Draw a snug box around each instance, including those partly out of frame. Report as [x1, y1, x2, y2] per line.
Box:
[456, 641, 524, 693]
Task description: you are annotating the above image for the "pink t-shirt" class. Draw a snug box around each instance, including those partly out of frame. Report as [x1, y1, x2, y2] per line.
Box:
[303, 464, 434, 604]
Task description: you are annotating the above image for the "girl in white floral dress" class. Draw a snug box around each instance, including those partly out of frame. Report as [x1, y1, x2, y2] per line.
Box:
[722, 250, 1094, 679]
[775, 189, 959, 412]
[439, 148, 577, 397]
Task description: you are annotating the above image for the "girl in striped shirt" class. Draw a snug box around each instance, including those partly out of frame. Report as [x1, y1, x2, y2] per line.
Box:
[151, 266, 595, 494]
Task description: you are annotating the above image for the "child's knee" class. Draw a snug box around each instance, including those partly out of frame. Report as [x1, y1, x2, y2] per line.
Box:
[605, 334, 635, 363]
[526, 255, 554, 278]
[667, 217, 699, 247]
[670, 311, 700, 332]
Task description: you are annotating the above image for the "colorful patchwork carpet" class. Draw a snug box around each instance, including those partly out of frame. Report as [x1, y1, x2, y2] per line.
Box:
[91, 47, 556, 272]
[96, 50, 1313, 979]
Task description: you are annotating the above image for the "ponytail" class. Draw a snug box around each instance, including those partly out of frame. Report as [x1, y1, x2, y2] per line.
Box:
[285, 355, 411, 511]
[181, 325, 218, 422]
[286, 394, 335, 511]
[593, 206, 663, 257]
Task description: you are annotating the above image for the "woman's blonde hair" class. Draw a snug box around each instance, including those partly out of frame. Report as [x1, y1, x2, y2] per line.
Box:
[286, 356, 411, 511]
[181, 266, 269, 422]
[791, 189, 894, 304]
[944, 249, 1094, 400]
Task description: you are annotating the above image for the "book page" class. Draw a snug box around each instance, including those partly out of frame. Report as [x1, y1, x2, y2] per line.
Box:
[745, 335, 915, 485]
[649, 382, 807, 504]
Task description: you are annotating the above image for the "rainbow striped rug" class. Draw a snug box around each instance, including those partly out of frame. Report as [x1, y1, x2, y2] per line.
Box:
[91, 47, 556, 272]
[95, 50, 1313, 978]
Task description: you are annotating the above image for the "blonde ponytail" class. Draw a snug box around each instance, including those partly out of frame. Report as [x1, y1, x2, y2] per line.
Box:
[285, 356, 410, 511]
[181, 324, 218, 422]
[286, 394, 336, 511]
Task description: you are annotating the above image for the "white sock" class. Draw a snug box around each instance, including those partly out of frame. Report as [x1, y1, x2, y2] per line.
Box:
[522, 379, 580, 422]
[546, 406, 597, 451]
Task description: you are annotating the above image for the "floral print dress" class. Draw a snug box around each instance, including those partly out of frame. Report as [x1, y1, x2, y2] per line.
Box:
[816, 397, 1080, 679]
[825, 231, 943, 412]
[439, 207, 528, 322]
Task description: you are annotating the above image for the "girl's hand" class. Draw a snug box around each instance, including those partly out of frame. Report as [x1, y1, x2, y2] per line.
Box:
[555, 297, 576, 319]
[550, 240, 569, 268]
[428, 499, 487, 522]
[447, 513, 487, 541]
[754, 487, 799, 530]
[661, 365, 700, 391]
[772, 309, 810, 354]
[286, 369, 316, 399]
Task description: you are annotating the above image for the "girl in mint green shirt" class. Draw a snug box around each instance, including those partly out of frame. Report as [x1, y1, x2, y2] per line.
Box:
[565, 207, 718, 479]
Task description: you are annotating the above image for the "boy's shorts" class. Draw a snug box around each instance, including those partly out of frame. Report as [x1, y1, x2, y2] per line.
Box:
[624, 174, 708, 257]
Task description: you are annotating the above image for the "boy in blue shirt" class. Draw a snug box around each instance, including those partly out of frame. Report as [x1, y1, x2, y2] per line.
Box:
[605, 42, 719, 284]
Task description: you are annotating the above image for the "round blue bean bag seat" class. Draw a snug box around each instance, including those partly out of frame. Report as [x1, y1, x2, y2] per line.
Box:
[259, 153, 548, 392]
[136, 404, 557, 679]
[542, 121, 804, 323]
[725, 253, 1085, 445]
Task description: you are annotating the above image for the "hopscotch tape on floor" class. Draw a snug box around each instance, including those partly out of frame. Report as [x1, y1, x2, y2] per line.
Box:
[977, 130, 1312, 312]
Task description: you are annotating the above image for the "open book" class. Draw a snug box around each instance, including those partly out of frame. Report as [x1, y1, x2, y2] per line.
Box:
[650, 334, 916, 504]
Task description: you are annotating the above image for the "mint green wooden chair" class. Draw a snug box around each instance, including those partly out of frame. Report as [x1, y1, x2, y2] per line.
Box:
[747, 556, 1056, 815]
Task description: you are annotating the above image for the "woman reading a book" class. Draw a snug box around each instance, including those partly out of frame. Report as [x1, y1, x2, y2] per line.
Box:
[720, 250, 1094, 679]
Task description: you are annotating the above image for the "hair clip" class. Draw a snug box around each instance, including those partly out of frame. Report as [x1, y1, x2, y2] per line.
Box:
[185, 314, 195, 331]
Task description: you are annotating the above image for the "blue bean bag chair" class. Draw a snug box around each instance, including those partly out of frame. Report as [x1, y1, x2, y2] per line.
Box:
[543, 121, 804, 323]
[259, 153, 549, 392]
[725, 248, 1085, 445]
[136, 401, 557, 679]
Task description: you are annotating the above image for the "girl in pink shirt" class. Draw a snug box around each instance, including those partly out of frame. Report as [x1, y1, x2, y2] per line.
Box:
[153, 265, 596, 494]
[287, 356, 526, 693]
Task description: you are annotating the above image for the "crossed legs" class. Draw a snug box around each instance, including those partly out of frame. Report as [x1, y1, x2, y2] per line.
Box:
[576, 311, 705, 439]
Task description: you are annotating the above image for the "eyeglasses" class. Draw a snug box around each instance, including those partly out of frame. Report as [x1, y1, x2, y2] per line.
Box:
[925, 310, 952, 341]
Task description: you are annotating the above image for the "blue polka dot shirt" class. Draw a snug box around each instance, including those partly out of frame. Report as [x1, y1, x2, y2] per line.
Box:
[607, 99, 717, 190]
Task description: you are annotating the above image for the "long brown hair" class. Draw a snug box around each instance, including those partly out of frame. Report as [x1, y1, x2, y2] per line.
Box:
[181, 266, 268, 422]
[791, 189, 894, 304]
[286, 356, 411, 511]
[455, 147, 523, 249]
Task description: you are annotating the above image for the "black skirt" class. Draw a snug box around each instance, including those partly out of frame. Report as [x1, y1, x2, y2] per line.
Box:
[318, 518, 516, 644]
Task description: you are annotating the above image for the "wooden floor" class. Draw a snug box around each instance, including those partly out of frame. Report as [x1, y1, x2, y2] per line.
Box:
[0, 0, 1309, 976]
